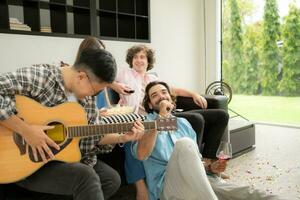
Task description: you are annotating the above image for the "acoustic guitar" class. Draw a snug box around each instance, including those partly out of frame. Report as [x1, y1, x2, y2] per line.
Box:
[0, 95, 177, 183]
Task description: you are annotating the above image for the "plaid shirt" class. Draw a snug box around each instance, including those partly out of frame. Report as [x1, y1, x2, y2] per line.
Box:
[0, 64, 114, 167]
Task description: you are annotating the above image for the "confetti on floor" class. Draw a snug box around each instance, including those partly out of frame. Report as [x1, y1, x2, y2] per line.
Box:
[225, 124, 300, 199]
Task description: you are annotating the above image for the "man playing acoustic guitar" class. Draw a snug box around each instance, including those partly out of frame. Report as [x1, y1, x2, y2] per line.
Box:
[0, 48, 145, 199]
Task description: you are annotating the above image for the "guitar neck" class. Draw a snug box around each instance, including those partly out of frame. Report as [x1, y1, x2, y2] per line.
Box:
[67, 121, 156, 138]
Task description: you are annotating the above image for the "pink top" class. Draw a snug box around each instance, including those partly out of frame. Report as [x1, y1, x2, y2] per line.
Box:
[116, 68, 159, 115]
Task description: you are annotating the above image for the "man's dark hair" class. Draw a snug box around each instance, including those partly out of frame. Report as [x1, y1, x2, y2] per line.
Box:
[126, 45, 155, 71]
[143, 81, 176, 113]
[74, 48, 117, 83]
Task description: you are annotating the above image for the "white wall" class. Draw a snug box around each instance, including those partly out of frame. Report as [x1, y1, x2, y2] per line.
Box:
[150, 0, 205, 92]
[0, 35, 81, 72]
[205, 0, 221, 85]
[0, 0, 219, 93]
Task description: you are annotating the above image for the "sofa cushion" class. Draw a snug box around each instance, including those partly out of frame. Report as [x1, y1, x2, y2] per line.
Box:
[101, 113, 146, 124]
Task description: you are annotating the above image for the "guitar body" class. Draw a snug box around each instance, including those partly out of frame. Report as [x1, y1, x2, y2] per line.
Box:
[0, 95, 178, 184]
[0, 95, 86, 183]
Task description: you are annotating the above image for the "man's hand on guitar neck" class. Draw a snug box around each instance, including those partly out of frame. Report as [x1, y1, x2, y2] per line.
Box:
[122, 120, 145, 142]
[99, 120, 145, 146]
[1, 115, 60, 163]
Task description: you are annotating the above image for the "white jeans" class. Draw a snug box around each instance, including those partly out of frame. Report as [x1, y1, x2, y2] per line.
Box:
[161, 137, 218, 200]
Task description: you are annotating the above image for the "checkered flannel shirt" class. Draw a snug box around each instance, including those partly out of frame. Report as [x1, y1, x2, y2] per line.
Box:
[0, 64, 114, 167]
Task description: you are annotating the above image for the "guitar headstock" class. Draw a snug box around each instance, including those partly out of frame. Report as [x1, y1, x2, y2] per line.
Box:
[156, 117, 177, 131]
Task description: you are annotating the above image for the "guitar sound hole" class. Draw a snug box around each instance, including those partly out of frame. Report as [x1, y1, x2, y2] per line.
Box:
[45, 122, 66, 144]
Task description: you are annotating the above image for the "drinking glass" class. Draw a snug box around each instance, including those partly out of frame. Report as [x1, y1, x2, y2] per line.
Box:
[215, 141, 232, 180]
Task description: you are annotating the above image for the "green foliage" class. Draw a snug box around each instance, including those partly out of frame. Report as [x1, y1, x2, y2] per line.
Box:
[260, 0, 281, 95]
[242, 23, 262, 94]
[222, 0, 300, 97]
[237, 0, 257, 26]
[222, 0, 257, 30]
[279, 3, 300, 96]
[227, 0, 244, 94]
[222, 0, 230, 62]
[222, 60, 233, 84]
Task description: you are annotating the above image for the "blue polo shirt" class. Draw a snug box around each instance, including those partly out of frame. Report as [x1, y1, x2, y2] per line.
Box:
[131, 112, 197, 200]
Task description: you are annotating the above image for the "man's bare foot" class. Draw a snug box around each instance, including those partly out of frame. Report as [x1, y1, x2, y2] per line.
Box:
[221, 173, 230, 179]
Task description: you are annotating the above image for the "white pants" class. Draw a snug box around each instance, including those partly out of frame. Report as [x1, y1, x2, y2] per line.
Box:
[208, 175, 284, 200]
[161, 137, 218, 200]
[160, 137, 284, 200]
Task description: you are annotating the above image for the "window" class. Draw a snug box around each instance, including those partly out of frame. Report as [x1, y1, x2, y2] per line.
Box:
[221, 0, 300, 126]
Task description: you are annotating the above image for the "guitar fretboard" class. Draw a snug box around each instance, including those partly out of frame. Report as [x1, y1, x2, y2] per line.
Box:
[67, 121, 156, 138]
